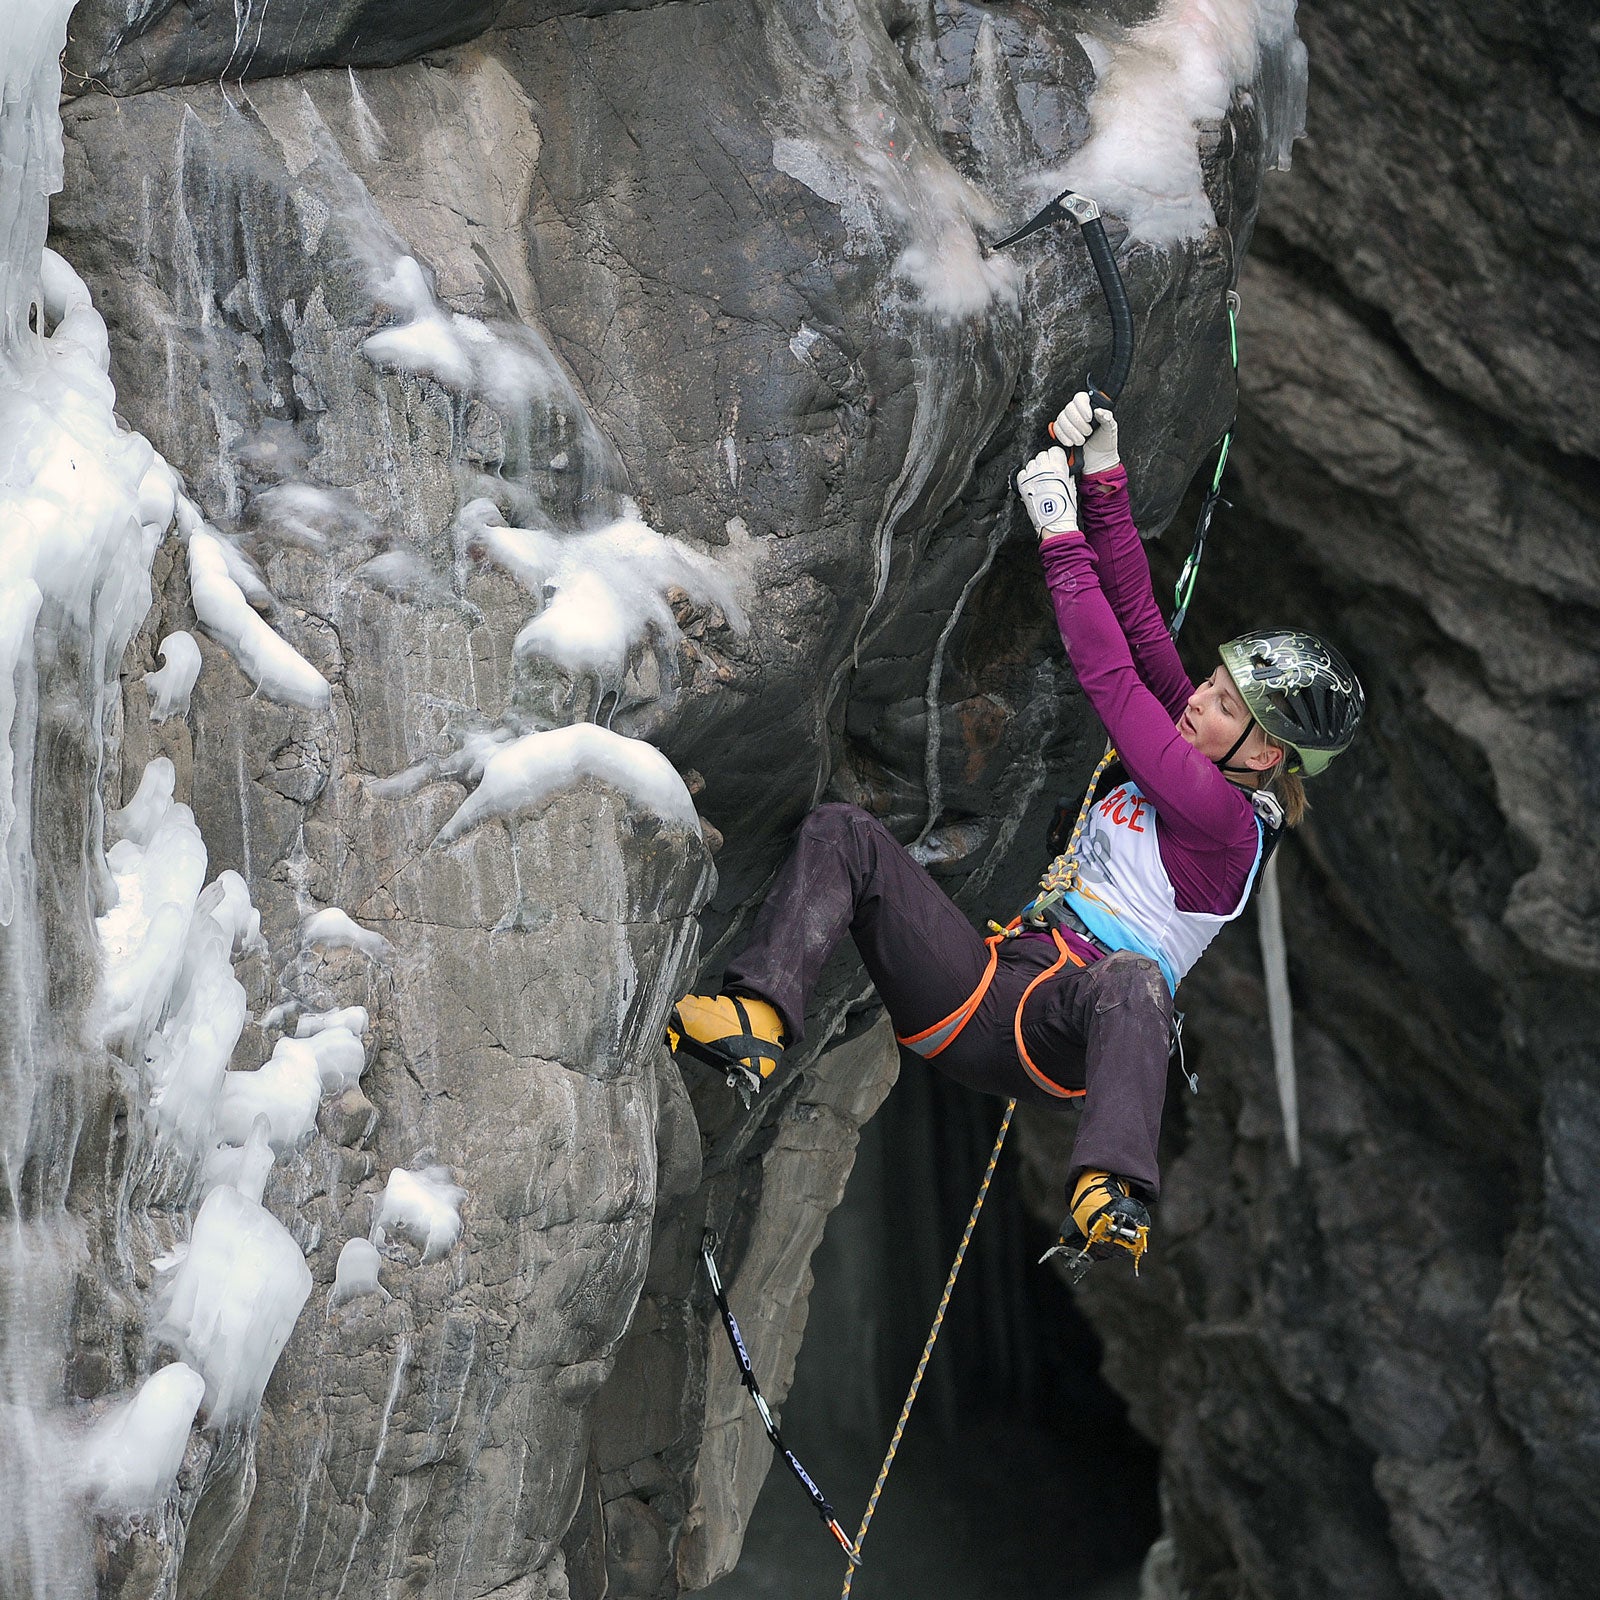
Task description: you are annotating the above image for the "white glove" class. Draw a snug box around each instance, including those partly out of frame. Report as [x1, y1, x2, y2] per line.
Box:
[1016, 447, 1079, 538]
[1049, 391, 1120, 476]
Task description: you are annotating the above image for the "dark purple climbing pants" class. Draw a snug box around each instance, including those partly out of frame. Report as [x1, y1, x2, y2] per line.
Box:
[722, 804, 1175, 1198]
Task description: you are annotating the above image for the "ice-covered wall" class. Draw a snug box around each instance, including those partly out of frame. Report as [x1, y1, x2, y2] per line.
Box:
[0, 4, 175, 1588]
[0, 7, 390, 1591]
[11, 1, 1310, 1597]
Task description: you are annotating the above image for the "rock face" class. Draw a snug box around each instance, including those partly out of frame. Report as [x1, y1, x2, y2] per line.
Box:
[41, 2, 1260, 1594]
[31, 0, 1566, 1597]
[1016, 5, 1600, 1600]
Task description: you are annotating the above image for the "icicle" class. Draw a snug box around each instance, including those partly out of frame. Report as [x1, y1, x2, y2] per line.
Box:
[1257, 853, 1299, 1166]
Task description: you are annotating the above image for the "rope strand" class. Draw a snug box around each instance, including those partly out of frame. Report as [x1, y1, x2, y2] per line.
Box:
[839, 1099, 1014, 1598]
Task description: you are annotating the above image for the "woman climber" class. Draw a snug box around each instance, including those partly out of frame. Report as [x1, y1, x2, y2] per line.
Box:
[670, 392, 1363, 1271]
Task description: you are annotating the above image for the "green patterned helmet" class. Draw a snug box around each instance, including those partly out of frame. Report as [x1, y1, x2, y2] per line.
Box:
[1218, 630, 1364, 777]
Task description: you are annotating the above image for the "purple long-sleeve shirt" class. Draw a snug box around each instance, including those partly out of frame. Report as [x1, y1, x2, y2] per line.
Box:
[1039, 465, 1261, 918]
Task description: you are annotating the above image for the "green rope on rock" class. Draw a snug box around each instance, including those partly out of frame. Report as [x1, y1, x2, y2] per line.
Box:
[1171, 290, 1239, 638]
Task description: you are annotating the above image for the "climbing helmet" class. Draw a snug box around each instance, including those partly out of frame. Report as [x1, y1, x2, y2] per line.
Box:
[1217, 629, 1364, 777]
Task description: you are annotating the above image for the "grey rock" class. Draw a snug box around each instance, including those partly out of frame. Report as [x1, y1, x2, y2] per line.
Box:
[33, 2, 1303, 1598]
[1016, 4, 1600, 1599]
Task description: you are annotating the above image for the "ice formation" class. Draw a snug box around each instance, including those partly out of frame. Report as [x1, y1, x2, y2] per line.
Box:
[145, 631, 202, 720]
[2, 6, 320, 1584]
[773, 134, 1014, 320]
[0, 226, 156, 938]
[434, 722, 702, 846]
[365, 253, 607, 417]
[186, 529, 332, 709]
[136, 453, 179, 533]
[459, 497, 746, 702]
[301, 1025, 366, 1093]
[1257, 854, 1300, 1166]
[300, 905, 392, 958]
[201, 1116, 275, 1204]
[196, 868, 261, 954]
[98, 764, 262, 1166]
[331, 1237, 390, 1307]
[295, 1004, 369, 1039]
[175, 494, 274, 606]
[143, 905, 250, 1158]
[756, 3, 1020, 320]
[155, 1187, 314, 1425]
[373, 1166, 468, 1263]
[347, 68, 389, 163]
[1051, 0, 1306, 245]
[98, 775, 210, 1050]
[75, 1364, 206, 1514]
[248, 481, 373, 547]
[214, 1038, 324, 1151]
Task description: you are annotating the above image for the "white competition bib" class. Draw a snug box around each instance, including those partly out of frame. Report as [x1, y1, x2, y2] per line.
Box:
[1062, 781, 1262, 993]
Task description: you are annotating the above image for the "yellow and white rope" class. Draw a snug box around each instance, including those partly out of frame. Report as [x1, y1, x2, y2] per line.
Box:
[839, 1098, 1015, 1596]
[842, 742, 1118, 1590]
[1033, 740, 1118, 907]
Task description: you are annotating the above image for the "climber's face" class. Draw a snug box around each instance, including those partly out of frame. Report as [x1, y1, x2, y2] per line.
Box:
[1178, 665, 1280, 772]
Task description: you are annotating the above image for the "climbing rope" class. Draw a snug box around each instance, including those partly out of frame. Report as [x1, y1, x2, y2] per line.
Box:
[841, 748, 1106, 1590]
[838, 1098, 1014, 1600]
[1014, 739, 1122, 928]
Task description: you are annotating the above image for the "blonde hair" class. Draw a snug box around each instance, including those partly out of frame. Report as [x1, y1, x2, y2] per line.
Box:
[1261, 733, 1308, 827]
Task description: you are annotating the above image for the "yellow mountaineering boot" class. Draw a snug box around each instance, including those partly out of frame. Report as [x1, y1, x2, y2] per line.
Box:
[667, 993, 785, 1104]
[1040, 1170, 1151, 1281]
[1070, 1170, 1151, 1270]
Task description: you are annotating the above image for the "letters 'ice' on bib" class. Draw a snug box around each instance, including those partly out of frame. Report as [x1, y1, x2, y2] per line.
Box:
[1061, 782, 1262, 993]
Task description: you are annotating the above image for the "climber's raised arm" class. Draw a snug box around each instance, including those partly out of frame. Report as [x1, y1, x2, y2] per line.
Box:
[1015, 446, 1257, 858]
[1047, 392, 1190, 719]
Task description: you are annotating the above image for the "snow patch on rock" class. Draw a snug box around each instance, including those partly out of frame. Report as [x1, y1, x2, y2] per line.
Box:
[434, 722, 701, 845]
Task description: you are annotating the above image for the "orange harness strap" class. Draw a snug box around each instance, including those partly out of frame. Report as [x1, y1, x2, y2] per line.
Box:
[896, 932, 1005, 1060]
[1013, 928, 1086, 1099]
[896, 925, 1087, 1100]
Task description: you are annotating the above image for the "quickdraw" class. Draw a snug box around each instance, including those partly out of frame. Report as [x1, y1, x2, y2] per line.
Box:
[700, 1231, 860, 1565]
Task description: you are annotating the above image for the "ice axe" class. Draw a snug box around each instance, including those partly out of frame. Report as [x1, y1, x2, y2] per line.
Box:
[988, 190, 1135, 469]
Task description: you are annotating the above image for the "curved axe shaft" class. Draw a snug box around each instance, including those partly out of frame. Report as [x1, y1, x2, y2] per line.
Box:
[989, 190, 1136, 465]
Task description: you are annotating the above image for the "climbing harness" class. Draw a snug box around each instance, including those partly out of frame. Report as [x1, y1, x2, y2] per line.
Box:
[895, 924, 1087, 1099]
[893, 734, 1116, 1096]
[700, 1231, 860, 1565]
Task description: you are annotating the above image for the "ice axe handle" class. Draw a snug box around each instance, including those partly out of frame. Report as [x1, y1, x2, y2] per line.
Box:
[1047, 382, 1116, 472]
[1044, 207, 1134, 469]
